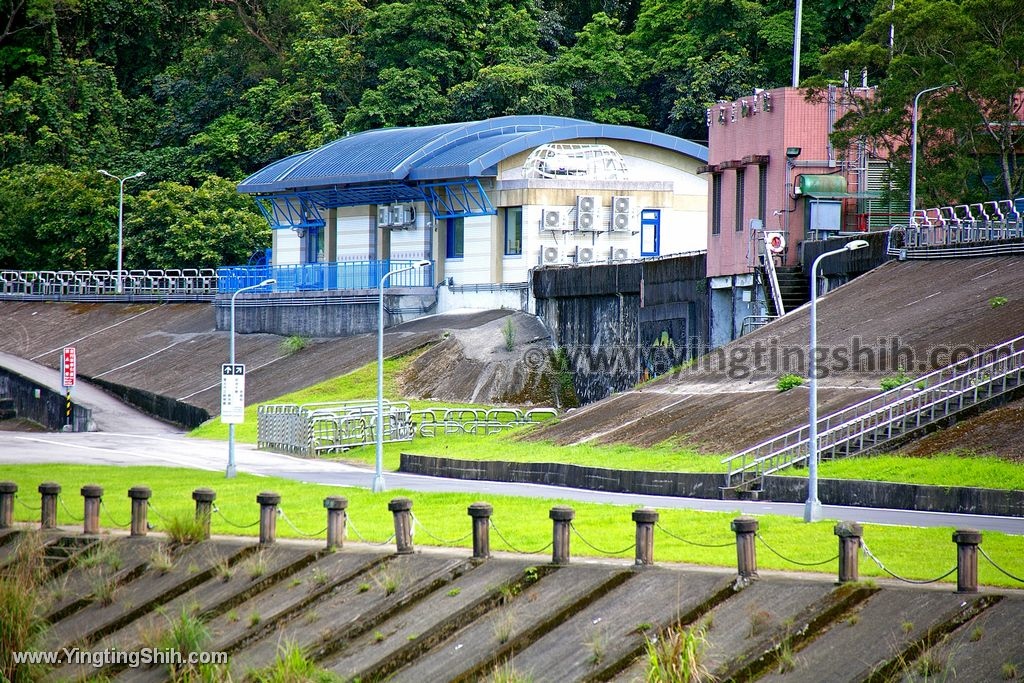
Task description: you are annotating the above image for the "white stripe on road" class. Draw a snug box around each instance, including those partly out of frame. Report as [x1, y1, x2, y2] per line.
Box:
[13, 436, 221, 472]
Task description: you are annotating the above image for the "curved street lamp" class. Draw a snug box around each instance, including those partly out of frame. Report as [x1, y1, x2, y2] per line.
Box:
[373, 260, 431, 493]
[908, 84, 954, 223]
[98, 170, 146, 294]
[226, 278, 276, 478]
[805, 239, 869, 522]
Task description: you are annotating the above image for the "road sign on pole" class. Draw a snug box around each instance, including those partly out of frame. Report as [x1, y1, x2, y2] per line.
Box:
[62, 347, 77, 387]
[221, 363, 245, 424]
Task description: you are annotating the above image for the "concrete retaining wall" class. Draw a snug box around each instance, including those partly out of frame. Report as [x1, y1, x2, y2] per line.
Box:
[214, 289, 437, 337]
[400, 454, 1024, 517]
[0, 368, 92, 431]
[86, 376, 209, 429]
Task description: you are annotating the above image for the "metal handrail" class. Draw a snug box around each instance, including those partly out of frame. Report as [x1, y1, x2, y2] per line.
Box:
[759, 235, 786, 317]
[723, 333, 1024, 488]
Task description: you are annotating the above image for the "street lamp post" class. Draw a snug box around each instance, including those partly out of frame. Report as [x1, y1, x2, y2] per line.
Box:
[909, 84, 954, 223]
[805, 239, 869, 522]
[98, 170, 146, 294]
[227, 278, 276, 478]
[373, 259, 431, 493]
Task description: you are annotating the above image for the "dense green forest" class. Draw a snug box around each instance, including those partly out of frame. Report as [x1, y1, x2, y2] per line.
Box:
[1, 0, 1021, 271]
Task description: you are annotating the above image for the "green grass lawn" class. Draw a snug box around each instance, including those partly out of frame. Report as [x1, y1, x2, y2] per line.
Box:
[3, 464, 1023, 588]
[188, 353, 1022, 489]
[786, 455, 1024, 491]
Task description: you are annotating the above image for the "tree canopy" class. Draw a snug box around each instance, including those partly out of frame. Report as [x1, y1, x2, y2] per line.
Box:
[1, 0, 1018, 270]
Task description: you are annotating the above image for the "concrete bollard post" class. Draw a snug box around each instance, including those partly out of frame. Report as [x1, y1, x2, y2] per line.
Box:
[550, 506, 574, 566]
[192, 488, 216, 540]
[632, 508, 659, 566]
[388, 498, 414, 555]
[324, 496, 348, 550]
[731, 516, 759, 583]
[0, 481, 16, 529]
[39, 482, 60, 529]
[81, 484, 103, 535]
[468, 502, 493, 559]
[953, 529, 982, 594]
[128, 486, 151, 537]
[257, 492, 281, 545]
[834, 521, 863, 583]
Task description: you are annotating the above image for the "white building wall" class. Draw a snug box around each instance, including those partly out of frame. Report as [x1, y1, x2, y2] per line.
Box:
[444, 215, 492, 285]
[336, 207, 373, 261]
[273, 230, 302, 266]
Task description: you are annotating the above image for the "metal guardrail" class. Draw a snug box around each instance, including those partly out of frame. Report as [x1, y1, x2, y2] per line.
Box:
[218, 260, 433, 294]
[257, 400, 557, 456]
[739, 315, 777, 337]
[0, 269, 219, 301]
[886, 197, 1024, 258]
[760, 241, 786, 317]
[722, 333, 1024, 491]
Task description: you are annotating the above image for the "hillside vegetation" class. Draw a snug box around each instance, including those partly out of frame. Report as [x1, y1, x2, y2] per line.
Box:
[4, 0, 1023, 270]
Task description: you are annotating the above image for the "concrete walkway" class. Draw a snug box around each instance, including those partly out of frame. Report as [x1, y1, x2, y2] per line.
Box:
[0, 350, 180, 434]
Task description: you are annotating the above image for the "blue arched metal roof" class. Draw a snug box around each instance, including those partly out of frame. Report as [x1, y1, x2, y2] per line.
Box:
[238, 116, 708, 195]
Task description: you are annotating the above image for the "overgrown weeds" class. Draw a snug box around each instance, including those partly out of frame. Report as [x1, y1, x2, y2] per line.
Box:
[644, 620, 712, 683]
[164, 513, 207, 545]
[0, 531, 50, 682]
[248, 640, 338, 682]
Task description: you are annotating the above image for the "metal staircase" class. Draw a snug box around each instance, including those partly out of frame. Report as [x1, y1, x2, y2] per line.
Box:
[721, 333, 1024, 494]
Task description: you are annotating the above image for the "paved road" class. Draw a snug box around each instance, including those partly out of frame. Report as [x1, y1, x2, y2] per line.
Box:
[2, 430, 1023, 535]
[0, 350, 177, 434]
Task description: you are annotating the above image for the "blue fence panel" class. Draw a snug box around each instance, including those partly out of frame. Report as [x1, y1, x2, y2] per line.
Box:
[217, 261, 433, 294]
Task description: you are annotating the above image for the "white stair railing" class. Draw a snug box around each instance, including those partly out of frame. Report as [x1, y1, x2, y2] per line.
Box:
[722, 333, 1024, 491]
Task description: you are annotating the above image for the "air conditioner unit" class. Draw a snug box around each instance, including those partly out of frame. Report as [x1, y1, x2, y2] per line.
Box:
[542, 208, 564, 231]
[542, 246, 559, 263]
[576, 195, 599, 231]
[611, 196, 632, 231]
[613, 248, 629, 261]
[390, 203, 415, 227]
[377, 205, 392, 226]
[578, 247, 594, 263]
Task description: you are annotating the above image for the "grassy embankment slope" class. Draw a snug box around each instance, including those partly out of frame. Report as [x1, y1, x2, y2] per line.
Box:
[189, 351, 1024, 490]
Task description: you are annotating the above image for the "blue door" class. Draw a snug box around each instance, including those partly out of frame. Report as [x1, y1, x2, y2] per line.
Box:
[640, 210, 660, 256]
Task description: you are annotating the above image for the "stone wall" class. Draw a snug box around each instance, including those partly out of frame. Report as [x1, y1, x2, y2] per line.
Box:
[400, 454, 1024, 517]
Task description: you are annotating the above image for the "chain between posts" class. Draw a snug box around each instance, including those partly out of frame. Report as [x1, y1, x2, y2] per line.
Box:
[489, 520, 552, 555]
[410, 512, 473, 545]
[654, 521, 734, 548]
[569, 522, 635, 556]
[979, 546, 1024, 583]
[345, 515, 396, 546]
[278, 508, 326, 539]
[755, 532, 839, 567]
[14, 494, 40, 511]
[213, 505, 260, 529]
[58, 495, 83, 522]
[146, 500, 169, 522]
[100, 500, 131, 528]
[861, 540, 956, 584]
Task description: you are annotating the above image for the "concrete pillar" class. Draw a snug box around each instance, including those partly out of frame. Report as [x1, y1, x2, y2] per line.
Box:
[128, 486, 151, 537]
[389, 497, 414, 555]
[468, 502, 493, 559]
[731, 516, 759, 582]
[953, 529, 982, 594]
[550, 506, 574, 566]
[324, 496, 348, 550]
[834, 521, 862, 583]
[81, 484, 103, 535]
[632, 508, 659, 567]
[192, 487, 216, 540]
[39, 482, 60, 529]
[257, 491, 281, 545]
[0, 481, 16, 529]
